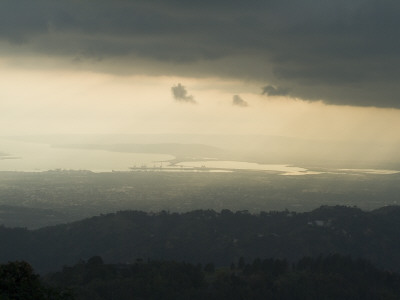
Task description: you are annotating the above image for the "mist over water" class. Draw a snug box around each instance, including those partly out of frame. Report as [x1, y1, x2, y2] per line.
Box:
[1, 137, 399, 176]
[0, 138, 173, 172]
[0, 138, 312, 174]
[176, 161, 322, 175]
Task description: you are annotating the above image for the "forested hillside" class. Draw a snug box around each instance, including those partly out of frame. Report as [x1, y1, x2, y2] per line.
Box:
[43, 255, 400, 300]
[3, 255, 400, 300]
[1, 206, 400, 274]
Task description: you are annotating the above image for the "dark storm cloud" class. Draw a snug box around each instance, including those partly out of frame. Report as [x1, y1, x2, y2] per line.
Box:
[262, 86, 290, 97]
[232, 95, 248, 107]
[171, 83, 196, 104]
[2, 0, 400, 108]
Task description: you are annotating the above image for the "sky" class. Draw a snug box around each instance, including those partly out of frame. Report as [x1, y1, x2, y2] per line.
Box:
[1, 0, 400, 147]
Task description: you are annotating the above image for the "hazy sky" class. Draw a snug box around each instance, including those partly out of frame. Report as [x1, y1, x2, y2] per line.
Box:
[1, 0, 400, 143]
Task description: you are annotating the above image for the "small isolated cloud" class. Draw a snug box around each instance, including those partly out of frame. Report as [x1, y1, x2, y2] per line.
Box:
[232, 95, 248, 107]
[262, 85, 290, 96]
[171, 83, 196, 103]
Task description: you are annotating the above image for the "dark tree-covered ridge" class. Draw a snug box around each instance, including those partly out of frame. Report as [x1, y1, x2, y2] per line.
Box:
[1, 206, 400, 274]
[43, 255, 400, 300]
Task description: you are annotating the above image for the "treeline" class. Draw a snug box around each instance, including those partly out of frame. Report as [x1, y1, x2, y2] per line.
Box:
[2, 205, 400, 274]
[0, 261, 72, 300]
[3, 255, 398, 300]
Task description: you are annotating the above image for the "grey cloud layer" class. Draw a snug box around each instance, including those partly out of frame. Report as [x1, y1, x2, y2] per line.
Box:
[171, 83, 196, 103]
[1, 0, 400, 108]
[262, 86, 290, 97]
[232, 95, 248, 107]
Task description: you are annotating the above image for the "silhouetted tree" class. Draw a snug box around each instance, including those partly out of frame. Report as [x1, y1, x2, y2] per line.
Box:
[0, 261, 73, 299]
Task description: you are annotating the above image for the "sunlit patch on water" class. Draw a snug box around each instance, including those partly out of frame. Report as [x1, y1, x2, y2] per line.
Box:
[176, 161, 322, 176]
[338, 169, 400, 175]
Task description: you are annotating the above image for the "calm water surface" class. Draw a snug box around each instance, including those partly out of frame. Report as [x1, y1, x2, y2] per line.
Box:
[176, 161, 322, 175]
[0, 139, 173, 172]
[1, 138, 398, 175]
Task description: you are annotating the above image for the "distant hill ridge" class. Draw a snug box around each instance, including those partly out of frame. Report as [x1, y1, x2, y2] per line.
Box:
[1, 205, 400, 274]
